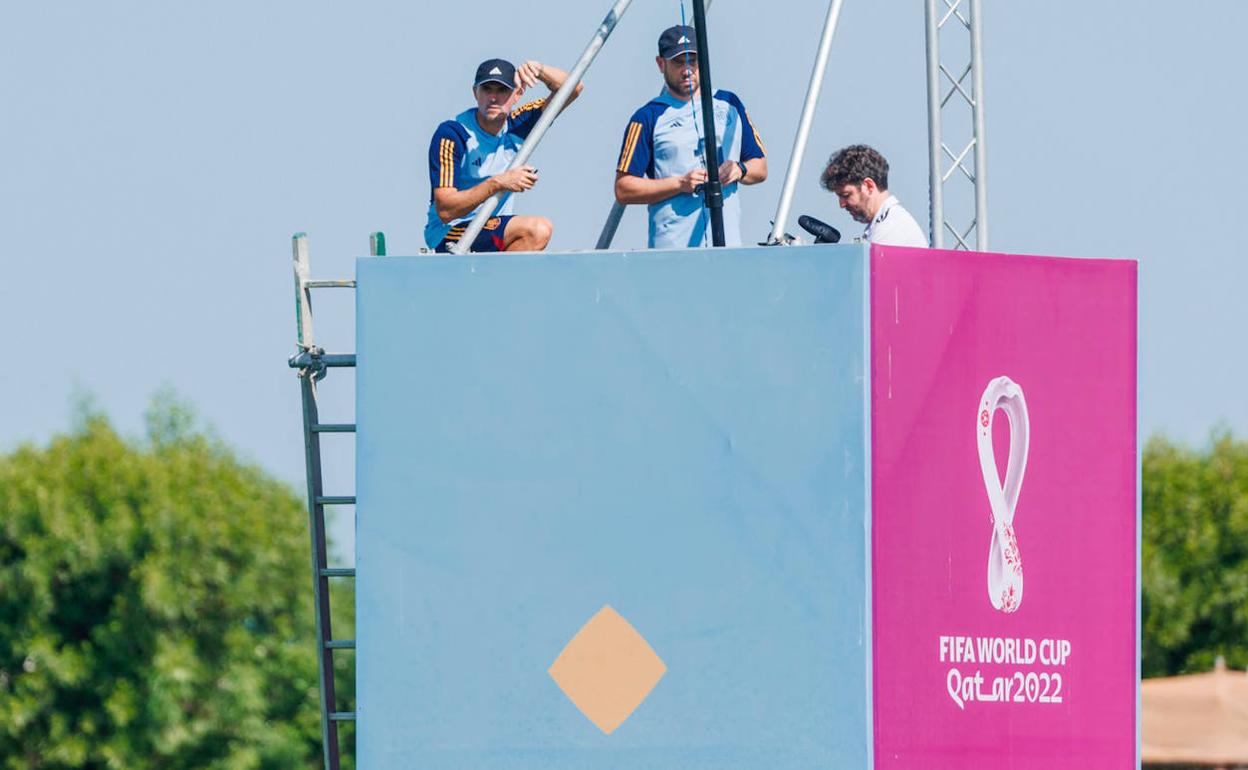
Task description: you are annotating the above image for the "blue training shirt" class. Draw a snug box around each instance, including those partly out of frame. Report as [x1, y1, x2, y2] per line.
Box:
[616, 88, 765, 249]
[424, 99, 546, 248]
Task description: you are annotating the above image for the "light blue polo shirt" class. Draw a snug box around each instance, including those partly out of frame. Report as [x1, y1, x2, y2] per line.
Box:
[616, 88, 766, 249]
[424, 100, 546, 249]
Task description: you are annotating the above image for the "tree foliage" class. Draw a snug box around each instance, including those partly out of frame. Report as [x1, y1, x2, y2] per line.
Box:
[1142, 430, 1248, 678]
[0, 396, 351, 768]
[4, 393, 1244, 757]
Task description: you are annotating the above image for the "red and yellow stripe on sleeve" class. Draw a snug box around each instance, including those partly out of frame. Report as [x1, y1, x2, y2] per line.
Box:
[617, 121, 642, 173]
[510, 98, 547, 119]
[438, 138, 455, 188]
[747, 111, 766, 154]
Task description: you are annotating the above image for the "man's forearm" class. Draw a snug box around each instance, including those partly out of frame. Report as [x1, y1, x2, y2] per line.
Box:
[536, 64, 584, 111]
[538, 64, 584, 106]
[614, 174, 685, 205]
[435, 177, 502, 223]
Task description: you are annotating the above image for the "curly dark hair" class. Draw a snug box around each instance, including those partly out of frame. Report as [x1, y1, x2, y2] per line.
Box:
[820, 144, 889, 191]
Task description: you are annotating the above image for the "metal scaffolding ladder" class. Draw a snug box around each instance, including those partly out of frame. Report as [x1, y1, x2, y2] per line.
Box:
[925, 0, 989, 250]
[288, 230, 385, 770]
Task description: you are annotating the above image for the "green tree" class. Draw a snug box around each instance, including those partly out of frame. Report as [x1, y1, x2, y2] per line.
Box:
[0, 396, 351, 768]
[1142, 431, 1248, 677]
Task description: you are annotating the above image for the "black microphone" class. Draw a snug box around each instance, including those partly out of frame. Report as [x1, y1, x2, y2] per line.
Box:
[798, 215, 841, 244]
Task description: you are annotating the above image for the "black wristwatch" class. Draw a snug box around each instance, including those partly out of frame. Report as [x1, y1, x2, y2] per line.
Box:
[737, 160, 748, 181]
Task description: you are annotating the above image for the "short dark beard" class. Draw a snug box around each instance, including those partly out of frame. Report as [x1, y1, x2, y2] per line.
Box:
[664, 68, 696, 99]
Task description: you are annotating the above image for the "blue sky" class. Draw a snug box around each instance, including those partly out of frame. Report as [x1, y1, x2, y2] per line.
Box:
[2, 0, 1245, 560]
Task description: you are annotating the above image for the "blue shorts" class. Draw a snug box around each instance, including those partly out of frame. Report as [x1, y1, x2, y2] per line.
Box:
[435, 215, 514, 253]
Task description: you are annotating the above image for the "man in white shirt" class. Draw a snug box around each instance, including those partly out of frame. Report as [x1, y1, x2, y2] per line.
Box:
[820, 144, 927, 248]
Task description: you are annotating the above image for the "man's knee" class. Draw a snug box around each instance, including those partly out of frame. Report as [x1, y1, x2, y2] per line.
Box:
[512, 215, 553, 247]
[528, 216, 554, 246]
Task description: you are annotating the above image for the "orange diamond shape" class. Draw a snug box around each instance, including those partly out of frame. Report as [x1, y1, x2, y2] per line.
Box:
[548, 604, 667, 734]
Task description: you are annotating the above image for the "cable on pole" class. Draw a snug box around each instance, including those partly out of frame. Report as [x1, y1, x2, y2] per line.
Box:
[678, 0, 711, 247]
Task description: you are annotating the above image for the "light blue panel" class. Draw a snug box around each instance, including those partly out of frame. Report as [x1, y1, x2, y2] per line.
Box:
[356, 245, 870, 769]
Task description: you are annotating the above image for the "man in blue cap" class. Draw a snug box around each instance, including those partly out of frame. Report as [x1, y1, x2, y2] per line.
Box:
[614, 25, 767, 249]
[425, 57, 583, 252]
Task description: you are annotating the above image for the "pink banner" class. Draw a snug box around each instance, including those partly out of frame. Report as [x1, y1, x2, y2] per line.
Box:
[870, 246, 1137, 768]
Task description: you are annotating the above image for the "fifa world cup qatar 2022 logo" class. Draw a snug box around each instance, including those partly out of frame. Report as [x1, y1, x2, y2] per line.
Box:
[977, 377, 1029, 614]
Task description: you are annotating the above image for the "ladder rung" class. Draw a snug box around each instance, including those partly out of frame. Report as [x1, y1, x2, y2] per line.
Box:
[319, 354, 356, 368]
[320, 567, 356, 578]
[316, 496, 356, 505]
[326, 639, 356, 650]
[288, 352, 356, 369]
[305, 279, 356, 289]
[329, 711, 356, 722]
[313, 423, 356, 433]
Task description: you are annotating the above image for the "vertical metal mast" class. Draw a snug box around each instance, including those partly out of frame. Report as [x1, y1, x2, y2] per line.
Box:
[924, 0, 988, 250]
[690, 0, 726, 247]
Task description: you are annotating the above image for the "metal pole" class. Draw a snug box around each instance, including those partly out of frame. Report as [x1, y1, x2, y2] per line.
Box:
[923, 0, 944, 249]
[690, 0, 725, 247]
[595, 201, 627, 250]
[452, 0, 636, 254]
[292, 233, 315, 350]
[969, 0, 988, 250]
[767, 0, 846, 245]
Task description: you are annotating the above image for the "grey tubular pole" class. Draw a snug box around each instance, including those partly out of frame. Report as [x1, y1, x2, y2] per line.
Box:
[595, 201, 627, 250]
[923, 0, 943, 249]
[767, 0, 845, 245]
[969, 0, 988, 249]
[690, 0, 726, 247]
[452, 0, 636, 254]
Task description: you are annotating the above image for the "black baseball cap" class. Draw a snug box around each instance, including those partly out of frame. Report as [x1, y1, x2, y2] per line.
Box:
[658, 25, 697, 59]
[473, 58, 516, 89]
